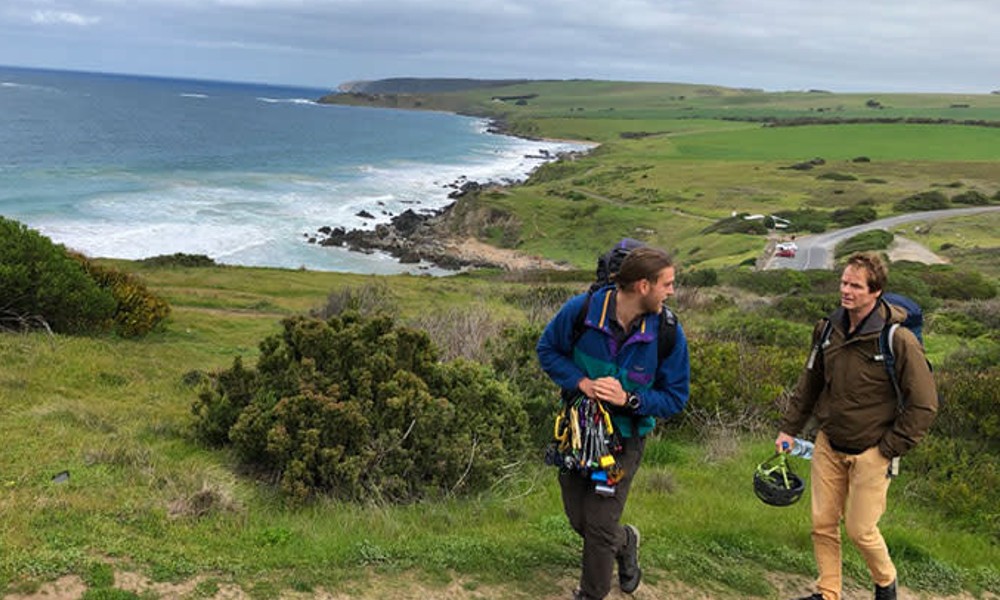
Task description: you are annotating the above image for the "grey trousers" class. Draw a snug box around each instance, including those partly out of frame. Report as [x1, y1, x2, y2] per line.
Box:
[558, 435, 646, 599]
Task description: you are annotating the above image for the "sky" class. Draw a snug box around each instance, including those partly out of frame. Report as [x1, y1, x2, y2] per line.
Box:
[1, 0, 998, 93]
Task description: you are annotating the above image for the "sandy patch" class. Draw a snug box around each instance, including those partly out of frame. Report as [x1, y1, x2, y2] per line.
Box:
[444, 237, 571, 271]
[887, 236, 948, 265]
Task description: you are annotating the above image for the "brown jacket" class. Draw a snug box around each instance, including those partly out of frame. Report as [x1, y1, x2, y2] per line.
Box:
[780, 300, 938, 457]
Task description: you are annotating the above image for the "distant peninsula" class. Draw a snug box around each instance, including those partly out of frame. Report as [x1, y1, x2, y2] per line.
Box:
[334, 78, 532, 95]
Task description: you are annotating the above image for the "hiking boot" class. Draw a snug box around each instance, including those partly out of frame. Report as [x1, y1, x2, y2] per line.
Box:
[617, 524, 642, 593]
[875, 580, 897, 600]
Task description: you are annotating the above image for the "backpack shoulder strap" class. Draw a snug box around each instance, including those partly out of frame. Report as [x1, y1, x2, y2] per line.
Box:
[807, 317, 833, 370]
[879, 322, 905, 412]
[657, 305, 678, 364]
[570, 292, 594, 349]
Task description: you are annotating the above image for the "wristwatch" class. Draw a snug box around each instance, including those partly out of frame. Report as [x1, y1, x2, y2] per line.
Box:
[625, 393, 641, 411]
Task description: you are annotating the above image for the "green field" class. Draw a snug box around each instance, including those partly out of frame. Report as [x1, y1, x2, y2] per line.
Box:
[325, 80, 1000, 272]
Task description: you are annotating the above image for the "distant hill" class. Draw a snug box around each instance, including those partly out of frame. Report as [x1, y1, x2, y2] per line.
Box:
[336, 78, 533, 94]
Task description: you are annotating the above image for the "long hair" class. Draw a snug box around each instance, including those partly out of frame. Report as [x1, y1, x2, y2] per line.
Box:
[614, 247, 674, 291]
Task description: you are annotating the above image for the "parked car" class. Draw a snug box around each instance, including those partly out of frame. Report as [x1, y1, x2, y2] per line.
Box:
[775, 242, 798, 258]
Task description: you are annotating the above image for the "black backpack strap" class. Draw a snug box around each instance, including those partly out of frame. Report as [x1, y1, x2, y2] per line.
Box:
[657, 305, 678, 364]
[570, 292, 594, 349]
[878, 322, 905, 413]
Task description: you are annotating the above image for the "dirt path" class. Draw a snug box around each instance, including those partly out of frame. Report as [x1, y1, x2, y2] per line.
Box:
[7, 570, 997, 600]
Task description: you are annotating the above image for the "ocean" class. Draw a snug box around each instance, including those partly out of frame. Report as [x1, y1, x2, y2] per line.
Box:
[0, 66, 586, 274]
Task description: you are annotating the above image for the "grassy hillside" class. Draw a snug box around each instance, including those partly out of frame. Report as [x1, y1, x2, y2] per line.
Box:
[2, 263, 999, 599]
[3, 79, 999, 598]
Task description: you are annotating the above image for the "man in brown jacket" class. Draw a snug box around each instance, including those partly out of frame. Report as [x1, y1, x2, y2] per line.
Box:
[776, 252, 937, 600]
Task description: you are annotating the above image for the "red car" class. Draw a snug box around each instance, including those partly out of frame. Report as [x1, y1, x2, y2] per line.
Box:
[775, 243, 797, 258]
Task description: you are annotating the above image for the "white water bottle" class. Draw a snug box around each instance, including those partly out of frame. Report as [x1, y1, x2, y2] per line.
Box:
[783, 437, 814, 460]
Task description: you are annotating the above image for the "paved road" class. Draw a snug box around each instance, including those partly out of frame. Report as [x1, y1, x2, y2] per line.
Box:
[765, 205, 1000, 270]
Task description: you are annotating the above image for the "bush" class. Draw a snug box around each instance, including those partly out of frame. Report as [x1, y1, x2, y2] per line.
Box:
[834, 230, 894, 258]
[894, 190, 949, 212]
[0, 217, 116, 334]
[685, 335, 803, 431]
[719, 268, 812, 296]
[831, 205, 877, 226]
[930, 311, 988, 338]
[770, 293, 840, 324]
[706, 313, 812, 348]
[193, 313, 529, 503]
[312, 280, 399, 320]
[138, 253, 217, 267]
[917, 266, 997, 301]
[701, 214, 768, 235]
[679, 268, 719, 288]
[951, 190, 991, 206]
[486, 323, 559, 446]
[905, 434, 1000, 538]
[72, 254, 171, 337]
[816, 172, 858, 181]
[502, 284, 578, 326]
[772, 209, 830, 233]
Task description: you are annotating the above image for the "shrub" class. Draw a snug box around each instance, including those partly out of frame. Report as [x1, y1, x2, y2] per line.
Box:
[961, 298, 1000, 331]
[816, 172, 858, 181]
[72, 254, 171, 337]
[831, 205, 877, 226]
[951, 190, 991, 205]
[701, 214, 768, 235]
[193, 313, 529, 503]
[706, 313, 811, 348]
[685, 335, 802, 431]
[917, 266, 997, 301]
[502, 284, 578, 326]
[770, 293, 840, 324]
[905, 434, 1000, 538]
[138, 253, 217, 267]
[834, 229, 894, 258]
[679, 268, 719, 288]
[719, 268, 812, 296]
[930, 311, 988, 338]
[312, 280, 399, 319]
[894, 190, 949, 212]
[772, 209, 830, 234]
[486, 323, 559, 446]
[408, 304, 509, 362]
[0, 217, 116, 334]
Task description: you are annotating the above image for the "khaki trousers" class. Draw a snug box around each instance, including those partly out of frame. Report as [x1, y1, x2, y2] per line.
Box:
[810, 430, 896, 600]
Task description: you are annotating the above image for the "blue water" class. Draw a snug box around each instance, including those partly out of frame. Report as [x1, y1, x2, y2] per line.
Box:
[0, 66, 584, 273]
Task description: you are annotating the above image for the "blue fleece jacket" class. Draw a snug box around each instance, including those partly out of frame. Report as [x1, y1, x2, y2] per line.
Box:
[536, 286, 690, 437]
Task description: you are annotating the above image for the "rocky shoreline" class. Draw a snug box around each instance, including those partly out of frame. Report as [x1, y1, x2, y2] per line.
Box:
[304, 121, 592, 272]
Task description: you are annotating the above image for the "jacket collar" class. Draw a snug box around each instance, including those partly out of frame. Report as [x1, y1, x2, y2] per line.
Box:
[831, 302, 887, 338]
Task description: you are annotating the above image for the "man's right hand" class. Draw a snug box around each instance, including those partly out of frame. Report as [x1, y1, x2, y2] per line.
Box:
[775, 432, 796, 454]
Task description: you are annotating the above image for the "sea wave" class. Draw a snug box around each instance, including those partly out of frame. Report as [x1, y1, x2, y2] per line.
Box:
[256, 97, 316, 105]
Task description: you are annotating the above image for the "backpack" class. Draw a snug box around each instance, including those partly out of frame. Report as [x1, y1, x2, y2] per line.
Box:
[812, 292, 929, 411]
[571, 239, 678, 364]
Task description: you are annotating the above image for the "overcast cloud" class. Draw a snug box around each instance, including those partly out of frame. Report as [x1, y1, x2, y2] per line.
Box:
[1, 0, 998, 92]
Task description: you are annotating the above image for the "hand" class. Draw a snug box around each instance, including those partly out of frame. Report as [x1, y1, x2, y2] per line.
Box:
[775, 432, 795, 454]
[591, 377, 626, 406]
